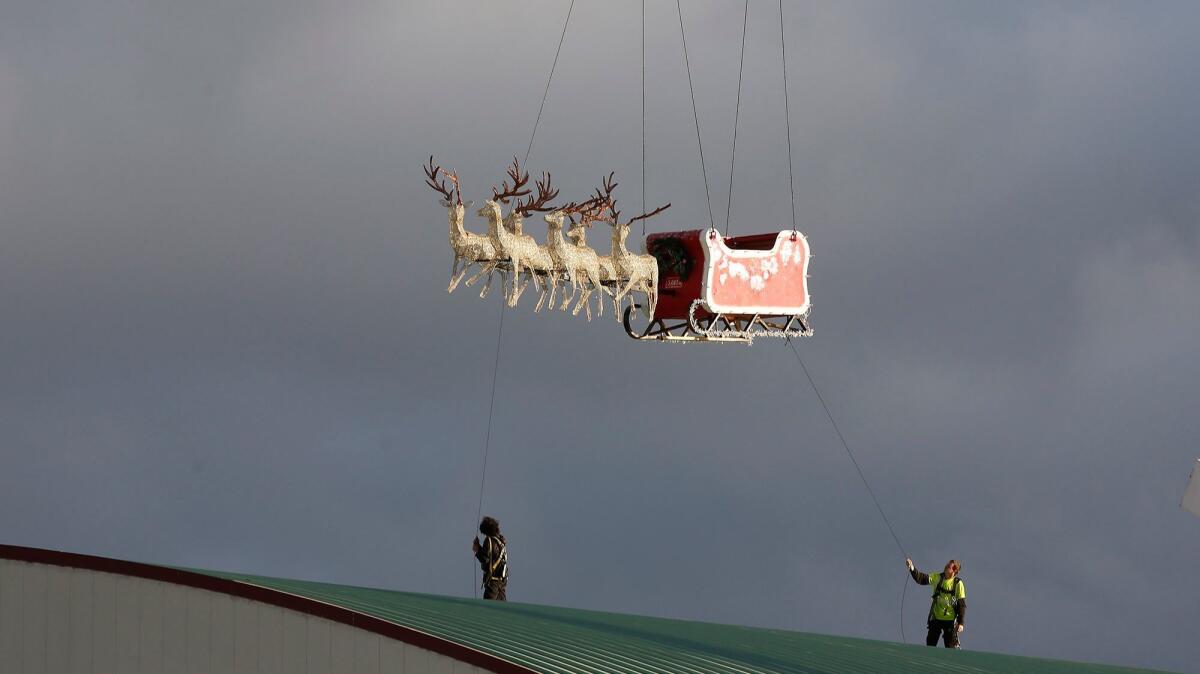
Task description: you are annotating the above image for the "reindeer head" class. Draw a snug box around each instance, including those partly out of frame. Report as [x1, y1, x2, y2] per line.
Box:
[566, 219, 590, 246]
[614, 220, 631, 246]
[543, 210, 566, 231]
[477, 200, 504, 223]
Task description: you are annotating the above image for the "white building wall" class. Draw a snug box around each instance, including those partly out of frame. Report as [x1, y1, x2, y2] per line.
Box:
[0, 559, 486, 674]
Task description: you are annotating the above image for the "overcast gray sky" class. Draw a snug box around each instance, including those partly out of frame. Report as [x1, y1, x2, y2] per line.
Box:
[2, 0, 1199, 671]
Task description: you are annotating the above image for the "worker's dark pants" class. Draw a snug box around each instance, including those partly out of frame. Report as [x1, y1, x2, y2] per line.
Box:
[926, 619, 960, 648]
[483, 581, 507, 601]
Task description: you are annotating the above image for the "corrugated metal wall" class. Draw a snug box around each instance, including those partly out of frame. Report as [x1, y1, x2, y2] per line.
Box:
[0, 558, 483, 674]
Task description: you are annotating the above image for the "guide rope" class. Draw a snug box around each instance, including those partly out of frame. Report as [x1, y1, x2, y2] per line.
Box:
[475, 0, 575, 597]
[785, 341, 908, 559]
[785, 338, 911, 641]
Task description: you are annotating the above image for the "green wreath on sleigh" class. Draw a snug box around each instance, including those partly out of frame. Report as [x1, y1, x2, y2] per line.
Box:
[647, 237, 692, 282]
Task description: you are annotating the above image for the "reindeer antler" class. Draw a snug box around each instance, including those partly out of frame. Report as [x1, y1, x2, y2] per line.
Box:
[513, 171, 560, 216]
[560, 172, 620, 225]
[492, 157, 532, 204]
[587, 171, 670, 226]
[627, 202, 671, 226]
[560, 194, 608, 225]
[423, 156, 461, 205]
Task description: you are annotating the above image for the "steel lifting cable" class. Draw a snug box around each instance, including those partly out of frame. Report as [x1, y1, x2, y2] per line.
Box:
[779, 0, 799, 235]
[724, 0, 749, 237]
[641, 0, 647, 234]
[474, 0, 575, 598]
[675, 0, 716, 232]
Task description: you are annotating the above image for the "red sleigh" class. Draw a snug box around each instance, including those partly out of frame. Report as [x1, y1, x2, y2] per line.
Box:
[624, 228, 812, 344]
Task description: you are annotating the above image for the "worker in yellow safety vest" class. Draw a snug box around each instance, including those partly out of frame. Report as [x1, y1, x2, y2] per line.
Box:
[906, 558, 966, 648]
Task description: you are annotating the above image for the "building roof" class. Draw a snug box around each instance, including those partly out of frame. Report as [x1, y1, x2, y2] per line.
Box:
[0, 545, 1172, 674]
[203, 569, 1166, 674]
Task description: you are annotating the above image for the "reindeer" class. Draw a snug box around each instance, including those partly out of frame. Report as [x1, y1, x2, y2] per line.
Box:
[483, 158, 559, 308]
[543, 204, 611, 320]
[425, 157, 503, 296]
[503, 207, 558, 312]
[560, 194, 620, 319]
[566, 217, 620, 317]
[582, 173, 669, 320]
[610, 215, 662, 319]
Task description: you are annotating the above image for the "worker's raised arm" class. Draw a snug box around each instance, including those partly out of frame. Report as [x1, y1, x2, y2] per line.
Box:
[473, 536, 490, 565]
[906, 558, 929, 584]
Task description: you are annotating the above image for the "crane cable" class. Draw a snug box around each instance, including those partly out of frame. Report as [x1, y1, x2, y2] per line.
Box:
[779, 0, 798, 235]
[641, 0, 647, 234]
[675, 0, 715, 232]
[474, 0, 576, 598]
[724, 0, 750, 237]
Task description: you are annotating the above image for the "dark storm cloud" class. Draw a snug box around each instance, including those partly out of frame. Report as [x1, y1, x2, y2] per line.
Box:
[1, 1, 1198, 671]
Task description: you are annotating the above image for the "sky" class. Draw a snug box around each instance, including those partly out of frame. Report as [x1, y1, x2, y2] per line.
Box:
[1, 0, 1199, 671]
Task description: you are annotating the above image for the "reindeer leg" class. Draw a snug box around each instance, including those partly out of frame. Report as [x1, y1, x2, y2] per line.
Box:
[568, 279, 583, 312]
[596, 274, 615, 297]
[531, 270, 546, 297]
[469, 262, 495, 298]
[647, 284, 658, 320]
[590, 271, 605, 318]
[505, 259, 524, 307]
[485, 267, 509, 300]
[448, 267, 472, 293]
[572, 282, 592, 317]
[508, 272, 524, 307]
[559, 274, 576, 311]
[512, 265, 536, 306]
[447, 257, 463, 292]
[534, 272, 552, 313]
[479, 271, 491, 299]
[464, 261, 492, 288]
[615, 277, 637, 305]
[545, 272, 557, 311]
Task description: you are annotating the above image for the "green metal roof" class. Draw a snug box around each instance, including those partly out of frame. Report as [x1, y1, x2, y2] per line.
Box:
[199, 570, 1171, 674]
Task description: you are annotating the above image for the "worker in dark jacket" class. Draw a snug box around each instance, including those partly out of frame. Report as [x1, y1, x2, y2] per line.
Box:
[906, 557, 965, 648]
[472, 516, 508, 601]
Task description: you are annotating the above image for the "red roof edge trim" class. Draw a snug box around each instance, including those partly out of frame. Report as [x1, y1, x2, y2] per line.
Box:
[0, 544, 534, 674]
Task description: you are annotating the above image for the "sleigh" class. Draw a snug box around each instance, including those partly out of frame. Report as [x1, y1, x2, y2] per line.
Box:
[623, 228, 812, 344]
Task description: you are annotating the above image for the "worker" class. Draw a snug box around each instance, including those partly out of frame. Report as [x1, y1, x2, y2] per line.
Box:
[472, 516, 508, 600]
[906, 557, 965, 648]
